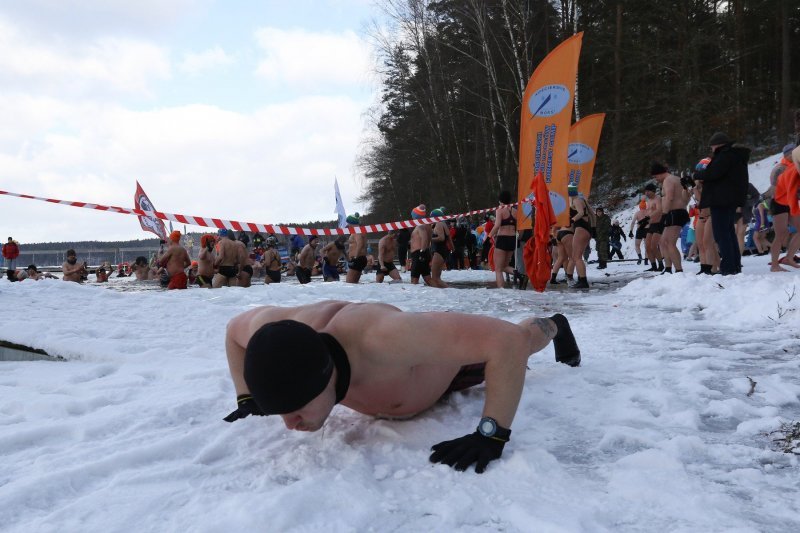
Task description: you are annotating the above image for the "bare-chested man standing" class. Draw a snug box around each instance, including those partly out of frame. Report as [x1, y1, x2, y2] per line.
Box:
[296, 235, 319, 284]
[628, 201, 649, 265]
[222, 300, 581, 473]
[376, 231, 402, 283]
[652, 163, 691, 273]
[262, 236, 282, 284]
[213, 229, 240, 288]
[429, 208, 451, 288]
[320, 236, 346, 282]
[345, 214, 367, 284]
[196, 234, 216, 288]
[61, 249, 87, 282]
[158, 230, 191, 289]
[643, 183, 664, 272]
[408, 205, 435, 286]
[235, 238, 253, 288]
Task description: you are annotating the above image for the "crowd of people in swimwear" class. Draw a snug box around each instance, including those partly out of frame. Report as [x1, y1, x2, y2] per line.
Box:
[4, 133, 799, 289]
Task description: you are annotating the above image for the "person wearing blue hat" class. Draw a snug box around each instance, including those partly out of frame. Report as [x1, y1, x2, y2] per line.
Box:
[213, 229, 242, 288]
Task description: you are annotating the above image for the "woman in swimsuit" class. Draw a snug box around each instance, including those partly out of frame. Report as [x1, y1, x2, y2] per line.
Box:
[550, 225, 574, 284]
[488, 190, 518, 289]
[568, 184, 591, 288]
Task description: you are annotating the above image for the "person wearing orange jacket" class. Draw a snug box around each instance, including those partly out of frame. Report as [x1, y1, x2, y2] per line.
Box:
[769, 155, 800, 272]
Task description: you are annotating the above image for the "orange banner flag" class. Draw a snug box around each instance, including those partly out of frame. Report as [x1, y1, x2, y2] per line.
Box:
[567, 113, 605, 199]
[517, 32, 583, 229]
[523, 172, 558, 292]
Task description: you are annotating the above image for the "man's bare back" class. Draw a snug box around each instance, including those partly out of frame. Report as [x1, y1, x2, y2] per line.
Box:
[160, 243, 191, 276]
[215, 237, 239, 268]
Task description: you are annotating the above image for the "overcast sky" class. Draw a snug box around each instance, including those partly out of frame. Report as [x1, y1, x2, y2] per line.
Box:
[0, 0, 380, 243]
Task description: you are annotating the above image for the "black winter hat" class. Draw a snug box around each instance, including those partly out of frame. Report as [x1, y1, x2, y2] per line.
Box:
[708, 132, 732, 146]
[244, 320, 334, 415]
[650, 162, 669, 176]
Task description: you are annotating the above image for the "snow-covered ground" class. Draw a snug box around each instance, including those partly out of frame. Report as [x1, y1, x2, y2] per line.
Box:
[1, 256, 799, 532]
[2, 151, 799, 532]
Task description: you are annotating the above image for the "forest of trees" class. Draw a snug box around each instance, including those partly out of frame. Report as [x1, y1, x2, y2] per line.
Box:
[357, 0, 800, 222]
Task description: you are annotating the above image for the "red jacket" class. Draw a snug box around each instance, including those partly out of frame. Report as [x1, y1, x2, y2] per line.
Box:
[2, 241, 20, 260]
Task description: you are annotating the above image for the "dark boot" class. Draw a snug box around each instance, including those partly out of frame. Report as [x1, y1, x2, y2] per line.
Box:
[550, 272, 559, 285]
[597, 260, 607, 269]
[549, 313, 581, 367]
[661, 266, 672, 274]
[572, 276, 590, 289]
[644, 258, 649, 265]
[637, 254, 642, 265]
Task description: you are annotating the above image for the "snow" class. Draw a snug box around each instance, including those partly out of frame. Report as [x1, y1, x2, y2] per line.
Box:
[1, 258, 799, 532]
[1, 152, 799, 532]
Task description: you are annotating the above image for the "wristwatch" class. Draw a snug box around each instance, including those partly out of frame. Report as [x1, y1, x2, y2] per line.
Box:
[477, 417, 511, 441]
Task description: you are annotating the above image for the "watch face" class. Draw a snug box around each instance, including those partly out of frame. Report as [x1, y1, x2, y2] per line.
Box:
[479, 417, 496, 436]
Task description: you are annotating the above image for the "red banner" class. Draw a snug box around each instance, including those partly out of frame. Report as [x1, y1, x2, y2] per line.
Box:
[134, 181, 167, 241]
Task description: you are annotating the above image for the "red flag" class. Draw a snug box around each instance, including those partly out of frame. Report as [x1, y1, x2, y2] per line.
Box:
[523, 172, 557, 292]
[134, 181, 167, 241]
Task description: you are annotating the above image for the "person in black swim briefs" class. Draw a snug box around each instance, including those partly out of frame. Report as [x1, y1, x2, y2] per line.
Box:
[213, 229, 241, 288]
[488, 191, 518, 289]
[408, 204, 439, 287]
[652, 162, 691, 273]
[429, 208, 451, 288]
[320, 236, 346, 282]
[376, 231, 402, 283]
[567, 184, 591, 289]
[222, 300, 582, 474]
[643, 183, 665, 272]
[345, 213, 368, 284]
[263, 236, 283, 284]
[550, 225, 574, 284]
[296, 235, 319, 284]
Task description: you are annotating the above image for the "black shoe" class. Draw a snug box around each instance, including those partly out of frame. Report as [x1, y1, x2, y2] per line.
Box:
[644, 258, 649, 265]
[549, 313, 581, 367]
[571, 277, 590, 289]
[637, 258, 642, 265]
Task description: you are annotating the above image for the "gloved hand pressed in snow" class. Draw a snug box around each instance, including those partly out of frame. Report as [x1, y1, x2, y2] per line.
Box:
[223, 394, 265, 422]
[429, 427, 510, 473]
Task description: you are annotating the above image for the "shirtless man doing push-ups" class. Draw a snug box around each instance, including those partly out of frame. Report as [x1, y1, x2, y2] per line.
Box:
[223, 300, 581, 473]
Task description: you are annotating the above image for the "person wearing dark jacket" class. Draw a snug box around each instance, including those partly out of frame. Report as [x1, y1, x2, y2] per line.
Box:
[594, 208, 611, 269]
[695, 132, 751, 275]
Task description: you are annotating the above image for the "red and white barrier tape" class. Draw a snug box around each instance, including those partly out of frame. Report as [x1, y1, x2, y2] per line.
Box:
[0, 189, 528, 236]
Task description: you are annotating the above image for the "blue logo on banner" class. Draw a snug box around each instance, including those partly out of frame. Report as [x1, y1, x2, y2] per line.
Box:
[550, 191, 567, 216]
[521, 191, 568, 219]
[567, 142, 595, 164]
[529, 85, 570, 117]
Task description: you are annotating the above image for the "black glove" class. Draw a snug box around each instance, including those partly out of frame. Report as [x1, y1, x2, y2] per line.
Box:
[628, 231, 634, 238]
[429, 431, 509, 473]
[223, 394, 265, 422]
